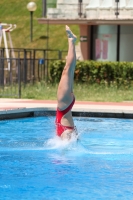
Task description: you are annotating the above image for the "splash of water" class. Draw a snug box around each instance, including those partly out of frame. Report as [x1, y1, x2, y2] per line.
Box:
[45, 134, 90, 159]
[46, 134, 78, 150]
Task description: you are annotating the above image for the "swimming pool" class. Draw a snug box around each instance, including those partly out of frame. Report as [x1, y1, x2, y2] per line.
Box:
[0, 116, 133, 200]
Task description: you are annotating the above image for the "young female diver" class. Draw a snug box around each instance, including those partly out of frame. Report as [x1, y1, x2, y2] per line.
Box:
[55, 25, 78, 140]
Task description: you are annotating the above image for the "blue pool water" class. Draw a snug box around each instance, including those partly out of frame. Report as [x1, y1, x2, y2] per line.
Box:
[0, 116, 133, 200]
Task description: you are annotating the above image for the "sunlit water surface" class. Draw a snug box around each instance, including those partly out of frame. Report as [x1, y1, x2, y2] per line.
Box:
[0, 116, 133, 200]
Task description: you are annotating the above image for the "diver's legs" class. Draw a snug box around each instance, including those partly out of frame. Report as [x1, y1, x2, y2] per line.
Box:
[57, 26, 77, 110]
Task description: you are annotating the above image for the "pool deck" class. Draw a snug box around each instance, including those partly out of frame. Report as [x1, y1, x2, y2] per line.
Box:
[0, 98, 133, 119]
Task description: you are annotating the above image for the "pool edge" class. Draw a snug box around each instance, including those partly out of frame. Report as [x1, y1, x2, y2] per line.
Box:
[0, 107, 133, 120]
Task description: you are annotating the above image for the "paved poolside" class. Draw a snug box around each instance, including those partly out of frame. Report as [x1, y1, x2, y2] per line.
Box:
[0, 99, 133, 118]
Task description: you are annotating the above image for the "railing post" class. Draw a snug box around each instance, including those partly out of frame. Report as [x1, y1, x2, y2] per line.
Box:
[33, 49, 35, 84]
[2, 48, 4, 57]
[24, 49, 27, 86]
[43, 50, 46, 80]
[9, 57, 12, 85]
[2, 58, 4, 88]
[0, 48, 5, 88]
[18, 58, 21, 98]
[0, 57, 4, 88]
[45, 49, 48, 83]
[58, 50, 62, 59]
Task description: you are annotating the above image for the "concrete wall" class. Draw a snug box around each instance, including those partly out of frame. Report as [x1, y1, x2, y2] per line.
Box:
[86, 0, 133, 19]
[48, 0, 133, 19]
[48, 0, 89, 18]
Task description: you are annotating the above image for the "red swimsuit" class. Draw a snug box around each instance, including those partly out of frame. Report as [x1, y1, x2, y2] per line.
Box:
[55, 97, 75, 136]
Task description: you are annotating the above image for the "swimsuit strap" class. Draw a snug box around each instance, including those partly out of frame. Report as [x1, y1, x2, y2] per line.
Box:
[57, 96, 75, 116]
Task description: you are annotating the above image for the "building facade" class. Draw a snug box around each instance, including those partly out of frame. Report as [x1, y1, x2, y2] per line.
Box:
[38, 0, 133, 61]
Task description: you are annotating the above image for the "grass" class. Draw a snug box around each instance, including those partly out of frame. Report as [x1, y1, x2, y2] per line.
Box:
[19, 83, 133, 102]
[0, 0, 80, 52]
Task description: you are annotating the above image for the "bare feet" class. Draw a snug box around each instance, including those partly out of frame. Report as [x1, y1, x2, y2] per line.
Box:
[66, 25, 77, 43]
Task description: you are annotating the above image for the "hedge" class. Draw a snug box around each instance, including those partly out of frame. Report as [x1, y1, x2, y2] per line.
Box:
[49, 60, 133, 87]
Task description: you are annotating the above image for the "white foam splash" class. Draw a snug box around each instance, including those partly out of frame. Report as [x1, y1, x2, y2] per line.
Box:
[44, 134, 90, 158]
[46, 134, 78, 150]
